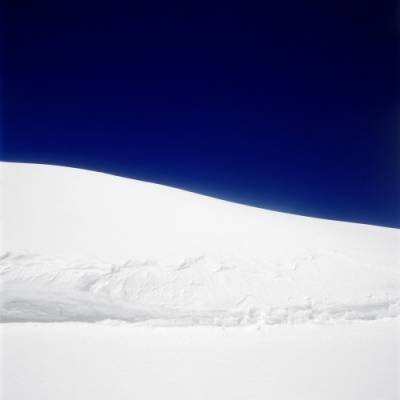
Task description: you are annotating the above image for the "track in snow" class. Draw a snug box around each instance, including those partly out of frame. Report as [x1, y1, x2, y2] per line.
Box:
[1, 250, 398, 326]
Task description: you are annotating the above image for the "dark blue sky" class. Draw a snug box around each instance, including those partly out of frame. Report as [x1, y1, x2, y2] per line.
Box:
[1, 1, 399, 227]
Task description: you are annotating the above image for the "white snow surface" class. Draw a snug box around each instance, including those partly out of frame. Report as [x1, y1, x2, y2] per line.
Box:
[2, 320, 399, 400]
[1, 162, 399, 326]
[1, 162, 400, 400]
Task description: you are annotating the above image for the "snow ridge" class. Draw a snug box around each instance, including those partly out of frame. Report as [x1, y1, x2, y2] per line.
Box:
[1, 251, 398, 326]
[1, 163, 399, 327]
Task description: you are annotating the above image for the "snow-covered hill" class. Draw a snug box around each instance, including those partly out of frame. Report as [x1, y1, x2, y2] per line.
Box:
[1, 162, 399, 325]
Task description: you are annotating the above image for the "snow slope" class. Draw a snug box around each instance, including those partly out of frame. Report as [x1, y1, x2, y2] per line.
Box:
[1, 162, 399, 326]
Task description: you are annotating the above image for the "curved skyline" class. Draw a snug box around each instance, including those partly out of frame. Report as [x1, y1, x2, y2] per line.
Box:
[2, 1, 399, 227]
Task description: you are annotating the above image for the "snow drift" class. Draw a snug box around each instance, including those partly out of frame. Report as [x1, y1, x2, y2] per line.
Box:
[1, 162, 399, 326]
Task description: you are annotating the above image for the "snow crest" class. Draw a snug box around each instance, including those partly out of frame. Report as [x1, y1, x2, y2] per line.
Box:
[1, 251, 399, 326]
[1, 163, 399, 327]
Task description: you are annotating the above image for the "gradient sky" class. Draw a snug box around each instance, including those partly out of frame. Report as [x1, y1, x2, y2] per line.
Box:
[2, 1, 399, 227]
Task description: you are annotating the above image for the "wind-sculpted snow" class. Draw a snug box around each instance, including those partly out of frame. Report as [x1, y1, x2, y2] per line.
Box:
[1, 251, 399, 326]
[1, 163, 399, 327]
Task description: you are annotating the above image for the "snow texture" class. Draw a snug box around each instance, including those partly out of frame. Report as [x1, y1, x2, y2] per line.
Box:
[1, 162, 399, 326]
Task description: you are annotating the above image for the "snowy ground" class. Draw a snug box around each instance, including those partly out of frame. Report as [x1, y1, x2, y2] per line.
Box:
[1, 250, 399, 326]
[1, 321, 399, 400]
[1, 162, 399, 399]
